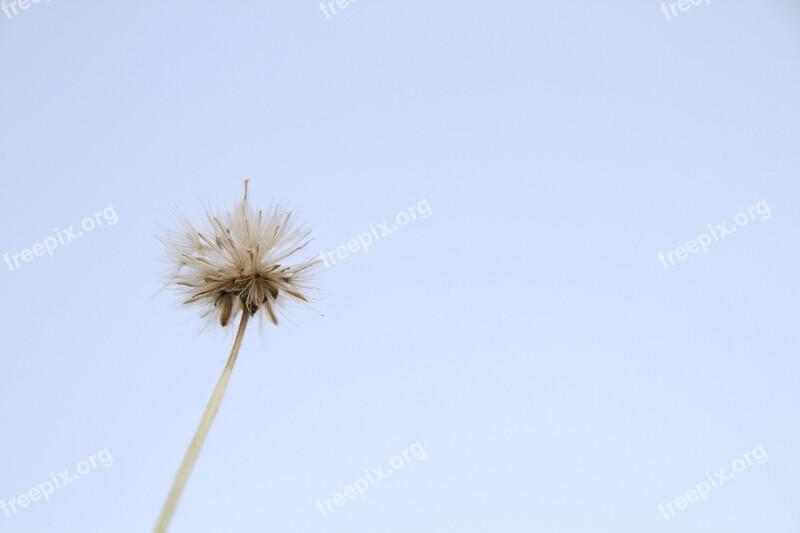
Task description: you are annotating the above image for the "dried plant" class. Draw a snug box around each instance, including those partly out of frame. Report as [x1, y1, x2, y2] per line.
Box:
[154, 181, 319, 532]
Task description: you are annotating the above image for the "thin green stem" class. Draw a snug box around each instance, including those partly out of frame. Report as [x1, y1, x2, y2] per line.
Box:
[155, 311, 250, 533]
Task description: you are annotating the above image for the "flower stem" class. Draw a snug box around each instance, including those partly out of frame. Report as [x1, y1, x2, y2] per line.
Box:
[155, 310, 250, 533]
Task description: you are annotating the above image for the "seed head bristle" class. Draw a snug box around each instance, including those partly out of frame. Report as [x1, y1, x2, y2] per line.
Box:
[159, 181, 319, 329]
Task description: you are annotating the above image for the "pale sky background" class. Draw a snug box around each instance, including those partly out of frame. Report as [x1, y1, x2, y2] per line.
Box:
[1, 1, 800, 532]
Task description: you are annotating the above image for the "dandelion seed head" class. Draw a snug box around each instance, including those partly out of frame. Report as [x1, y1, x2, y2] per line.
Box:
[159, 181, 319, 328]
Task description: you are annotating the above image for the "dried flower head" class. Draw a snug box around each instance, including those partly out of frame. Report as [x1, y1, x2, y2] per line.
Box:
[159, 181, 319, 328]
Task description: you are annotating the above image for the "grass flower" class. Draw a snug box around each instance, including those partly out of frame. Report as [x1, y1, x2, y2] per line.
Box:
[154, 181, 319, 532]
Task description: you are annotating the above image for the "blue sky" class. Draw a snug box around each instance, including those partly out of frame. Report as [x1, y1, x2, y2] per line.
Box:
[1, 1, 799, 532]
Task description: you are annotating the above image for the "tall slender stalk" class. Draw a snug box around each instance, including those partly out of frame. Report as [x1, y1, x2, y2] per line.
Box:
[155, 311, 250, 533]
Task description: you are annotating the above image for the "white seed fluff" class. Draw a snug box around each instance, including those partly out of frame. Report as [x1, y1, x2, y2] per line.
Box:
[158, 181, 319, 328]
